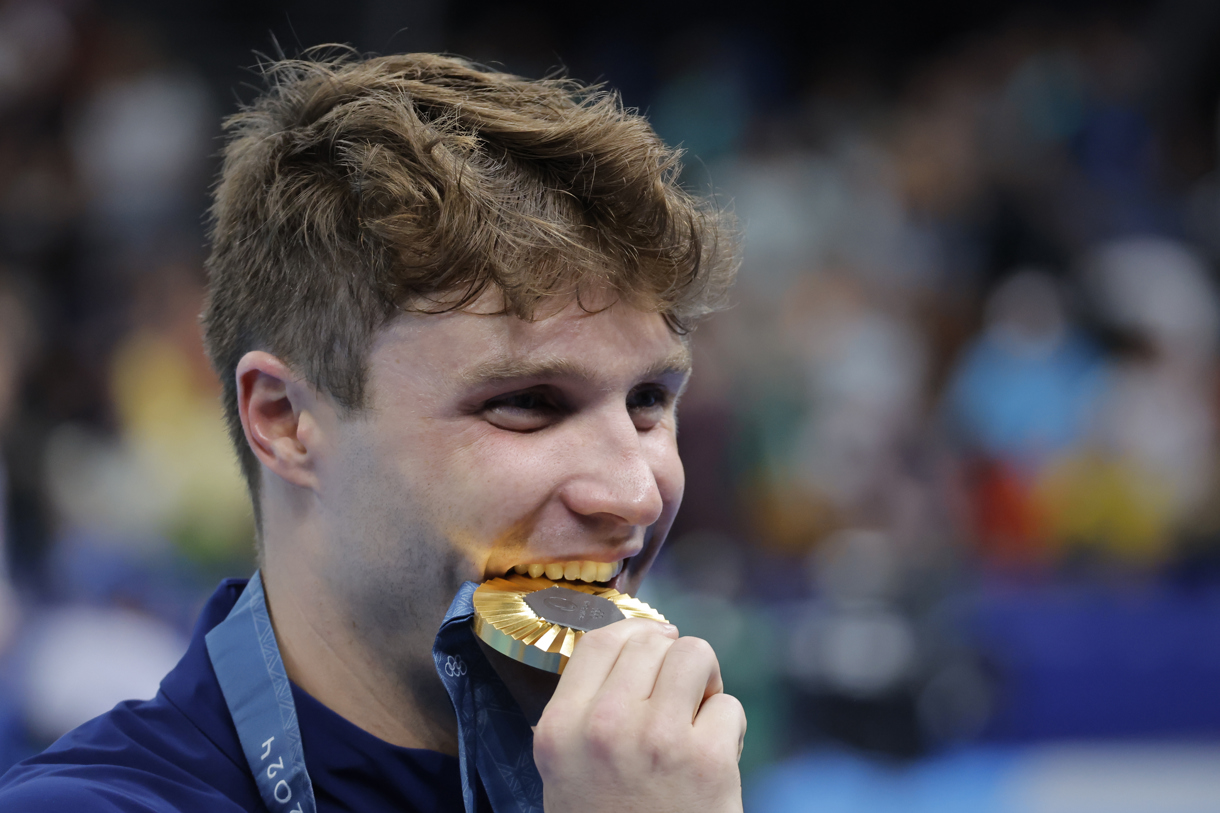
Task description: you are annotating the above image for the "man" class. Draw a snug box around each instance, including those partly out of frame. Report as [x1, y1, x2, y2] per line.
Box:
[0, 51, 744, 812]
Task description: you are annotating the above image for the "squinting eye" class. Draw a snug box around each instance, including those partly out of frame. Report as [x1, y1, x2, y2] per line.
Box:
[632, 391, 660, 409]
[629, 386, 668, 408]
[483, 389, 561, 432]
[628, 386, 670, 429]
[499, 391, 548, 410]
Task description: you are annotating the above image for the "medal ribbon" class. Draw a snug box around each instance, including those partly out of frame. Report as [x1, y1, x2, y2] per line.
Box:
[433, 581, 545, 813]
[205, 571, 316, 813]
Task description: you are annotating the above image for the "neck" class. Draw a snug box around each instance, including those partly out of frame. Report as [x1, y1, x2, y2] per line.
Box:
[259, 541, 459, 756]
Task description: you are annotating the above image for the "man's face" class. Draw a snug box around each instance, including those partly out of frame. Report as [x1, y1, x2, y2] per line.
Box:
[308, 293, 689, 649]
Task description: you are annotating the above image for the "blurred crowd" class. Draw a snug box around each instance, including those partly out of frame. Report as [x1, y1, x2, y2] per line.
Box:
[638, 10, 1220, 778]
[0, 0, 251, 768]
[0, 0, 1217, 797]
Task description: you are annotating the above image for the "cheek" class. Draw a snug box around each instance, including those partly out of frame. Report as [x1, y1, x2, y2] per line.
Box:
[428, 428, 566, 535]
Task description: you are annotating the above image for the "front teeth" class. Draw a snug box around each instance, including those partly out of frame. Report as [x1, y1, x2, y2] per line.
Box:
[513, 560, 623, 584]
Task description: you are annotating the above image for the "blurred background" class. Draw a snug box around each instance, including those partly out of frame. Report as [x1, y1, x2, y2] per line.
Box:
[1, 0, 1219, 809]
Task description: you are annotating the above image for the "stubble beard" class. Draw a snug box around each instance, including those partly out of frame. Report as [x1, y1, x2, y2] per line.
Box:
[327, 502, 470, 721]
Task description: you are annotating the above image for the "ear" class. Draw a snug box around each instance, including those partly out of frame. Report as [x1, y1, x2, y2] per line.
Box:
[235, 350, 322, 492]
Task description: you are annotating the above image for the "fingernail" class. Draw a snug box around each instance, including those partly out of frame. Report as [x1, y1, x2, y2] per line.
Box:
[661, 623, 678, 633]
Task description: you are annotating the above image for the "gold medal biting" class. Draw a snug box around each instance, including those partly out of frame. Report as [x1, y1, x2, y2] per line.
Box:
[472, 571, 666, 674]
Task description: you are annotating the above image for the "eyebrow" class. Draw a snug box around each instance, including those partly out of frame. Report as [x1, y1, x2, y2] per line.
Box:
[459, 346, 693, 389]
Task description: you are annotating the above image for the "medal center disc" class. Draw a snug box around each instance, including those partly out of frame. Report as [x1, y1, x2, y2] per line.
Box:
[524, 586, 625, 632]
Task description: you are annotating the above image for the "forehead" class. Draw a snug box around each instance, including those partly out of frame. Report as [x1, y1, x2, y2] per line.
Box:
[368, 295, 689, 394]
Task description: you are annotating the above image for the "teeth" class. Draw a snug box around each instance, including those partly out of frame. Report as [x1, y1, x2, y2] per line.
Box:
[513, 559, 626, 584]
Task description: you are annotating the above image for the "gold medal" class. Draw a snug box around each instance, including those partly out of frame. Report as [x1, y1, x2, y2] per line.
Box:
[472, 573, 667, 674]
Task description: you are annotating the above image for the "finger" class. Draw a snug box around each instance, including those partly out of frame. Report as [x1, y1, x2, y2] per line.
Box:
[692, 691, 747, 762]
[598, 626, 679, 700]
[549, 617, 678, 707]
[649, 636, 724, 723]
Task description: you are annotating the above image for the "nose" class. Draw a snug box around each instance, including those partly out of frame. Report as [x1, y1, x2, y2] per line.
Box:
[558, 409, 668, 528]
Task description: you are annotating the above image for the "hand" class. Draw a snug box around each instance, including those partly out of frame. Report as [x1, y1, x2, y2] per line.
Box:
[533, 618, 746, 813]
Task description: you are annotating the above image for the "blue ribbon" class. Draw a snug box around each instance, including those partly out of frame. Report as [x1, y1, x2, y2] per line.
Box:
[433, 582, 545, 813]
[205, 571, 316, 813]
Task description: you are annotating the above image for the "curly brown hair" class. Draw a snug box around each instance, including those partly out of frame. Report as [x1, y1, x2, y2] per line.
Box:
[201, 50, 739, 522]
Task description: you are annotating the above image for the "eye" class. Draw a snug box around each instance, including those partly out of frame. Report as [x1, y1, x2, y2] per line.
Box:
[627, 385, 671, 430]
[483, 388, 563, 432]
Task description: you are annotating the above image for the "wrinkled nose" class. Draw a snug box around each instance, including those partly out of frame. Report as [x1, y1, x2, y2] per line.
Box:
[559, 411, 666, 528]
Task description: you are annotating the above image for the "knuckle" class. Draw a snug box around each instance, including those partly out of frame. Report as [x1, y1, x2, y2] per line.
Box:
[694, 739, 739, 776]
[584, 698, 626, 754]
[533, 711, 582, 770]
[532, 724, 563, 773]
[534, 711, 556, 740]
[674, 635, 716, 660]
[622, 629, 672, 655]
[684, 635, 717, 656]
[641, 719, 680, 762]
[706, 692, 747, 733]
[719, 691, 746, 721]
[733, 696, 748, 730]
